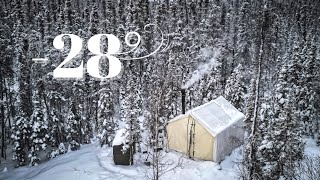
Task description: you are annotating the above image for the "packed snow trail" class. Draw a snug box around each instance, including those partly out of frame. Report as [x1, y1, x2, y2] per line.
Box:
[0, 143, 146, 180]
[0, 142, 239, 180]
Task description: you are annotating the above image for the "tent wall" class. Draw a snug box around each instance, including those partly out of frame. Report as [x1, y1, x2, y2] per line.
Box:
[214, 120, 244, 162]
[167, 116, 214, 161]
[167, 116, 190, 155]
[191, 118, 214, 161]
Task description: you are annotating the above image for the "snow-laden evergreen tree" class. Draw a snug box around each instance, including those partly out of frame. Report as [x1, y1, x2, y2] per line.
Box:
[236, 0, 252, 66]
[261, 65, 304, 179]
[100, 0, 116, 33]
[0, 2, 14, 162]
[88, 1, 100, 37]
[315, 42, 320, 145]
[34, 10, 44, 45]
[63, 0, 74, 33]
[49, 109, 64, 148]
[287, 42, 307, 133]
[254, 100, 273, 179]
[28, 101, 49, 166]
[66, 104, 80, 151]
[80, 114, 94, 144]
[123, 72, 141, 154]
[97, 84, 116, 147]
[206, 2, 222, 43]
[124, 0, 136, 32]
[13, 20, 33, 118]
[301, 36, 318, 137]
[11, 116, 31, 167]
[225, 64, 245, 111]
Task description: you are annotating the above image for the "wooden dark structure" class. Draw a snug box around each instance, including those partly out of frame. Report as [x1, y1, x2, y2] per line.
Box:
[113, 144, 134, 165]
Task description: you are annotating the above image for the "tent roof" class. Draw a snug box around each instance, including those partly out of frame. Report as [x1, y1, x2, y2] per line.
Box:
[169, 96, 245, 136]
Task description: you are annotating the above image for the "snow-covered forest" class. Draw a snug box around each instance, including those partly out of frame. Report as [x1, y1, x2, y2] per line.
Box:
[0, 0, 320, 179]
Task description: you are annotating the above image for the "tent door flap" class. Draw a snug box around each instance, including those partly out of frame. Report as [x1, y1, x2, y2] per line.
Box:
[187, 118, 196, 159]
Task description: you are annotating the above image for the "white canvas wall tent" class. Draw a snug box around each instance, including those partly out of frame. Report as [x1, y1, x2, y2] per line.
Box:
[166, 96, 245, 163]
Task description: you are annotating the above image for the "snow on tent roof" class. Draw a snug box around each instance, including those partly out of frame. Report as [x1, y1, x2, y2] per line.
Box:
[170, 96, 245, 136]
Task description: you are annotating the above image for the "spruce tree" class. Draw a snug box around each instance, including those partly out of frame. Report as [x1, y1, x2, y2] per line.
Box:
[97, 84, 116, 147]
[11, 116, 31, 167]
[66, 104, 80, 151]
[29, 101, 49, 166]
[266, 65, 304, 179]
[225, 64, 245, 111]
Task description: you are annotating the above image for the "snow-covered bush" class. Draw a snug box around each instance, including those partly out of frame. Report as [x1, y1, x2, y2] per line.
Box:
[28, 147, 40, 166]
[59, 143, 67, 154]
[68, 140, 80, 151]
[46, 143, 67, 159]
[47, 149, 59, 159]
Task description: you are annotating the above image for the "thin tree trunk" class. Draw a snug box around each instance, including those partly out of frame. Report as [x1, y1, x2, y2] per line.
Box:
[248, 3, 265, 179]
[1, 71, 6, 160]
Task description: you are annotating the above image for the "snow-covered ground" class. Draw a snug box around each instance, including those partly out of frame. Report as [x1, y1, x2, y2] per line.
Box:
[304, 138, 320, 157]
[0, 142, 241, 180]
[0, 138, 319, 180]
